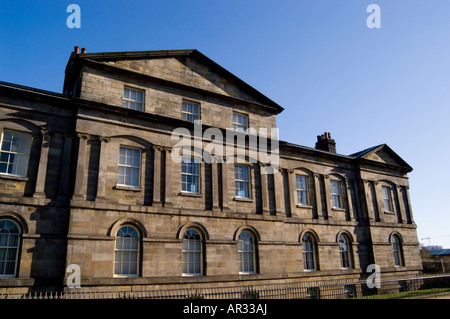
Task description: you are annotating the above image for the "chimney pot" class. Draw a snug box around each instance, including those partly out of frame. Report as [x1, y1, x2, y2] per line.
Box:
[74, 46, 80, 54]
[81, 48, 87, 53]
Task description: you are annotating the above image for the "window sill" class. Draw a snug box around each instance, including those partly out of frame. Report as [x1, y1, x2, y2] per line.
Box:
[332, 207, 346, 212]
[233, 197, 254, 203]
[297, 204, 313, 209]
[384, 210, 396, 215]
[0, 174, 28, 182]
[179, 192, 202, 198]
[239, 272, 256, 275]
[182, 273, 203, 277]
[113, 185, 142, 192]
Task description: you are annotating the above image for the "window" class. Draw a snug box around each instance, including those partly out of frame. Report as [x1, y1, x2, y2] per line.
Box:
[302, 233, 316, 271]
[238, 231, 256, 274]
[233, 112, 248, 132]
[235, 164, 250, 198]
[391, 235, 404, 267]
[114, 226, 139, 277]
[182, 229, 203, 275]
[0, 220, 21, 277]
[296, 175, 309, 205]
[338, 234, 353, 269]
[117, 146, 141, 187]
[0, 130, 32, 178]
[182, 101, 200, 123]
[181, 157, 200, 193]
[382, 186, 394, 212]
[344, 284, 357, 298]
[123, 87, 144, 111]
[331, 180, 343, 209]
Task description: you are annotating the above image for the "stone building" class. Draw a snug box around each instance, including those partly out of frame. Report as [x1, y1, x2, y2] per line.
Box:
[0, 47, 422, 294]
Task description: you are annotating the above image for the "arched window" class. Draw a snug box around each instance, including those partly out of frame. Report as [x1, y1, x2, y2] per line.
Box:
[238, 230, 256, 274]
[114, 226, 139, 277]
[338, 233, 353, 269]
[182, 229, 203, 275]
[0, 219, 21, 277]
[391, 235, 404, 267]
[302, 233, 317, 271]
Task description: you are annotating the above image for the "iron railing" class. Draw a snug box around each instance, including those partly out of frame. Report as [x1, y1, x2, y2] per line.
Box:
[1, 275, 450, 300]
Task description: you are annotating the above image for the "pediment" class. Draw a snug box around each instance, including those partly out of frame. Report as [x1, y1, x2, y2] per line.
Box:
[351, 144, 412, 171]
[80, 50, 283, 113]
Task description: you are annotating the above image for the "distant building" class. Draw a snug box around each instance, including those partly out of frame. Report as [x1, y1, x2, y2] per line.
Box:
[0, 47, 422, 293]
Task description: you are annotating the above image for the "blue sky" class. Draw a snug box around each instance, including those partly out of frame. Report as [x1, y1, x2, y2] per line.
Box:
[1, 1, 450, 247]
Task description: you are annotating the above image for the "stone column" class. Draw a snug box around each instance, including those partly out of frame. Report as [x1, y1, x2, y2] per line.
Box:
[344, 178, 354, 221]
[373, 181, 385, 222]
[33, 129, 53, 198]
[314, 174, 323, 219]
[259, 163, 270, 215]
[221, 159, 230, 211]
[395, 185, 408, 224]
[152, 145, 163, 206]
[362, 179, 377, 222]
[287, 170, 297, 217]
[72, 133, 90, 200]
[95, 136, 110, 202]
[163, 146, 173, 207]
[58, 134, 73, 199]
[273, 168, 284, 215]
[404, 186, 414, 224]
[211, 156, 221, 211]
[323, 175, 331, 219]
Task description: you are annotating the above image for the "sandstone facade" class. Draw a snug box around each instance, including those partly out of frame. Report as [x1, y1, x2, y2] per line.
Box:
[0, 48, 421, 293]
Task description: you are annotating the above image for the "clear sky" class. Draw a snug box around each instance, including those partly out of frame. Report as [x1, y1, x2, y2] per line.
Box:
[1, 0, 449, 247]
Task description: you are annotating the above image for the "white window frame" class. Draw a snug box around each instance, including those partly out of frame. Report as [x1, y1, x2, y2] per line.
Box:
[338, 234, 353, 269]
[392, 235, 404, 267]
[117, 146, 141, 188]
[302, 233, 316, 271]
[382, 186, 394, 212]
[331, 180, 343, 209]
[182, 228, 203, 276]
[0, 219, 21, 278]
[233, 112, 249, 132]
[181, 156, 200, 194]
[238, 231, 256, 274]
[234, 164, 251, 198]
[0, 130, 32, 178]
[296, 175, 309, 206]
[181, 100, 200, 123]
[114, 225, 140, 277]
[122, 86, 144, 111]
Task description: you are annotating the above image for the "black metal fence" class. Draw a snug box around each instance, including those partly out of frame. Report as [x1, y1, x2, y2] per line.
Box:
[2, 275, 450, 299]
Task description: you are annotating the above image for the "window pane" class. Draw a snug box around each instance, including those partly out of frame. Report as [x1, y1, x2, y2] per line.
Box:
[0, 130, 31, 177]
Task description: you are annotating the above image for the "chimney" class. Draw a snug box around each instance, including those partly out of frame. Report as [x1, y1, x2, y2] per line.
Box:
[73, 46, 80, 54]
[81, 48, 87, 53]
[315, 132, 336, 153]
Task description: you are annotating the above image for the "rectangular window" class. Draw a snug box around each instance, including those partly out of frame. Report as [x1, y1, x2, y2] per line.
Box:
[117, 146, 141, 187]
[123, 87, 144, 111]
[296, 175, 309, 205]
[382, 186, 394, 212]
[331, 180, 342, 209]
[182, 101, 200, 123]
[233, 112, 248, 132]
[0, 130, 32, 178]
[235, 164, 250, 198]
[181, 156, 200, 193]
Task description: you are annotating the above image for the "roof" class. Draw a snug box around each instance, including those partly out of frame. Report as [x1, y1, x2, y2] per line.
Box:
[431, 249, 450, 256]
